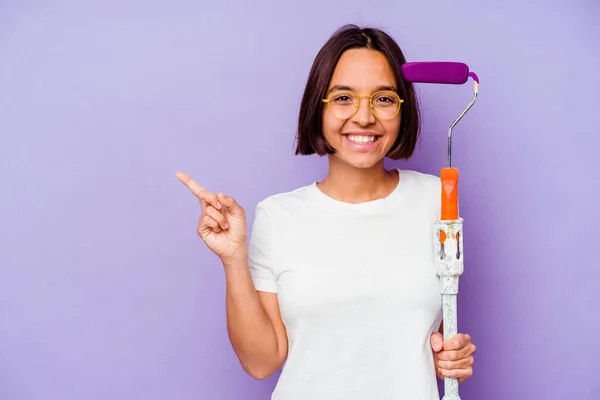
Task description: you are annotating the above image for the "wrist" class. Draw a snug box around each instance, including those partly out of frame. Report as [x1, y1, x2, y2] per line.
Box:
[221, 246, 248, 268]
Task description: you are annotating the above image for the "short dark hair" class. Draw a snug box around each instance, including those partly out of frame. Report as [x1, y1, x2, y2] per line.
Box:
[295, 24, 420, 160]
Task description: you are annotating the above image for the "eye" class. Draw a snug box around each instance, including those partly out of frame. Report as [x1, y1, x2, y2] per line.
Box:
[373, 92, 399, 105]
[330, 92, 356, 104]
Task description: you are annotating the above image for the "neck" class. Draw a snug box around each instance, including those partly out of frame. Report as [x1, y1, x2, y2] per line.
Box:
[317, 157, 399, 204]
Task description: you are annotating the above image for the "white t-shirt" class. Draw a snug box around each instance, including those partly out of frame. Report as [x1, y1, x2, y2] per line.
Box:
[248, 168, 444, 400]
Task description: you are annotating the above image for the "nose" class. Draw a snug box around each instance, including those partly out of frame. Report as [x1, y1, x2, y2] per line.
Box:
[353, 96, 376, 126]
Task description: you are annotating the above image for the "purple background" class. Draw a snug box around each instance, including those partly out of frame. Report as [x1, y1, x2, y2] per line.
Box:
[1, 1, 599, 399]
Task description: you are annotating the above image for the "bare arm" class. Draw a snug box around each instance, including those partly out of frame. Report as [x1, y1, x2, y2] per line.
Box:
[223, 252, 288, 380]
[173, 172, 287, 380]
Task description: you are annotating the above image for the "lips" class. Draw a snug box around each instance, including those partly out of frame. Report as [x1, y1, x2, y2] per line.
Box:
[342, 132, 382, 150]
[345, 134, 378, 144]
[342, 132, 382, 145]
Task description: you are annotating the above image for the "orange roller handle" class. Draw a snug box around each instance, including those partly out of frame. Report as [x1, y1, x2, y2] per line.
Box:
[439, 167, 459, 244]
[440, 167, 459, 221]
[440, 168, 458, 221]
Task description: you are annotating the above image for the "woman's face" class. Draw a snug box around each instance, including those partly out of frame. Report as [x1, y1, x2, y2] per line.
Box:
[322, 48, 402, 169]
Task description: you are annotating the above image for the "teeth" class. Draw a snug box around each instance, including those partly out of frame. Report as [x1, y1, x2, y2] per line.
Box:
[347, 135, 376, 144]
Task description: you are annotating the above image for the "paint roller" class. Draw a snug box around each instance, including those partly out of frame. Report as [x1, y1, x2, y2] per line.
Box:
[401, 61, 480, 400]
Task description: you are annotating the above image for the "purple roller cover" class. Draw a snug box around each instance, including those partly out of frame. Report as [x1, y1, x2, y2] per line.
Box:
[401, 61, 477, 84]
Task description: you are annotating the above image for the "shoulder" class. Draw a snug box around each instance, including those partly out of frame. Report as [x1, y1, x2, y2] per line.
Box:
[400, 169, 440, 194]
[253, 183, 316, 219]
[398, 169, 441, 215]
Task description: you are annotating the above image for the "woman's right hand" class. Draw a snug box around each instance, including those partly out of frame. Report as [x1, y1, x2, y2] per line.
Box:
[176, 171, 247, 264]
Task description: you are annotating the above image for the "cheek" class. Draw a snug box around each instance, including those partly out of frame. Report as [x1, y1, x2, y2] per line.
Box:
[322, 113, 346, 140]
[383, 119, 402, 141]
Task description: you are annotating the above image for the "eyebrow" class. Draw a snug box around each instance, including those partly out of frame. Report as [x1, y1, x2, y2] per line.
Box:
[327, 84, 398, 94]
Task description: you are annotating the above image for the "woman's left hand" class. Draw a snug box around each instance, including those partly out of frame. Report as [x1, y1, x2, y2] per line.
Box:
[430, 332, 476, 382]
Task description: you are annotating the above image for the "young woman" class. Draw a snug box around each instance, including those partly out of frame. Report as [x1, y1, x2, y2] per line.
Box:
[177, 24, 476, 400]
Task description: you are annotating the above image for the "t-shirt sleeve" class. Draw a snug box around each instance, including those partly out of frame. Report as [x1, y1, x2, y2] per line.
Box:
[248, 202, 278, 293]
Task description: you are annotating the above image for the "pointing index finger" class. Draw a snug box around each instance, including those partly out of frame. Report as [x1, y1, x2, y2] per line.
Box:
[176, 171, 221, 209]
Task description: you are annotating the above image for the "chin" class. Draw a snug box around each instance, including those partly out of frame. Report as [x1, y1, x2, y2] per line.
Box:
[335, 153, 385, 170]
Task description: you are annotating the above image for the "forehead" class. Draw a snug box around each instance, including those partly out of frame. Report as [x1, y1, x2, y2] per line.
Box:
[329, 48, 396, 89]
